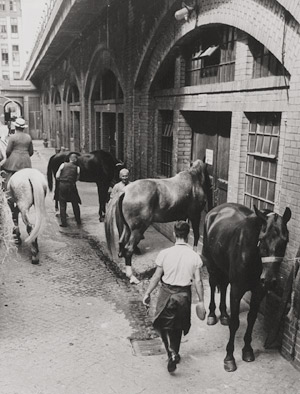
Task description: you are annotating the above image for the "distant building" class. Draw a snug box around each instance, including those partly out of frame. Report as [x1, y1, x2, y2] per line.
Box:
[0, 0, 23, 81]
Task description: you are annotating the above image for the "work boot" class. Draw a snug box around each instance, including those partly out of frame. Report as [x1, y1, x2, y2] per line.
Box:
[167, 352, 177, 373]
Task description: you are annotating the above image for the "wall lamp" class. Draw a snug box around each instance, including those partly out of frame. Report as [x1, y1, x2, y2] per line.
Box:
[175, 1, 196, 21]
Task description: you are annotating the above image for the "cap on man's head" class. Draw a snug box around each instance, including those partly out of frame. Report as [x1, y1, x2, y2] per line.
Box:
[14, 118, 28, 129]
[174, 221, 190, 239]
[119, 168, 129, 177]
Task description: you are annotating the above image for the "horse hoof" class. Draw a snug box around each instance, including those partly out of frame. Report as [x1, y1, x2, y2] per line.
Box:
[14, 238, 22, 246]
[129, 276, 140, 285]
[207, 316, 218, 325]
[32, 259, 39, 265]
[220, 316, 230, 326]
[99, 216, 105, 222]
[242, 349, 255, 362]
[224, 359, 237, 372]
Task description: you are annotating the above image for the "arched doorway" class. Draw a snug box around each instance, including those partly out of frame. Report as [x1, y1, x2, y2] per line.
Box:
[4, 100, 22, 123]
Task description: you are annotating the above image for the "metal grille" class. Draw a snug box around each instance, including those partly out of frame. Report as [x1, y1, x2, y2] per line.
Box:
[244, 113, 281, 210]
[130, 338, 165, 356]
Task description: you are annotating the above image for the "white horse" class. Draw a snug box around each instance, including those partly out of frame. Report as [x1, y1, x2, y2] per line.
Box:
[7, 168, 47, 264]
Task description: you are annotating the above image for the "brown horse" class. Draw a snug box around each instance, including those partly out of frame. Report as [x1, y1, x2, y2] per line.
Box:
[105, 159, 211, 283]
[202, 203, 291, 372]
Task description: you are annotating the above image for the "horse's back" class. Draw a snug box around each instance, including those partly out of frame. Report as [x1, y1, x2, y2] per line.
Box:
[122, 175, 196, 224]
[203, 203, 256, 276]
[10, 168, 46, 186]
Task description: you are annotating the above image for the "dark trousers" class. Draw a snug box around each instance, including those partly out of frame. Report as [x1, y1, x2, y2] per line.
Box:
[159, 328, 182, 357]
[59, 200, 81, 225]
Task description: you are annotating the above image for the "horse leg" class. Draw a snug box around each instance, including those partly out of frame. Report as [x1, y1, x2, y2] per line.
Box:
[124, 229, 145, 284]
[11, 204, 21, 245]
[21, 211, 39, 264]
[219, 281, 230, 326]
[191, 215, 200, 252]
[242, 285, 265, 362]
[96, 181, 109, 222]
[224, 285, 242, 372]
[207, 275, 218, 325]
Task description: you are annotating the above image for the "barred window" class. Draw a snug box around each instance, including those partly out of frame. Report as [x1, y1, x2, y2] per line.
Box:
[244, 113, 281, 210]
[160, 111, 173, 177]
[185, 25, 236, 86]
[249, 38, 290, 79]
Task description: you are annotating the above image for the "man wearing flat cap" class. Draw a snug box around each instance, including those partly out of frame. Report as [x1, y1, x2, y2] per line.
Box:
[1, 117, 33, 190]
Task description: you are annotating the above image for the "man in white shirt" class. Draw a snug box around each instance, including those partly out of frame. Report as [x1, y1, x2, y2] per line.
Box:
[143, 221, 206, 373]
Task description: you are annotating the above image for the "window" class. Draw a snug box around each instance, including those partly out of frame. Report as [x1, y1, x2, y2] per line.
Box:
[9, 1, 16, 11]
[185, 25, 236, 86]
[2, 72, 9, 80]
[11, 18, 18, 34]
[249, 38, 290, 79]
[13, 71, 20, 80]
[244, 113, 281, 210]
[0, 0, 5, 11]
[1, 46, 8, 65]
[0, 18, 6, 35]
[160, 111, 173, 177]
[12, 44, 19, 65]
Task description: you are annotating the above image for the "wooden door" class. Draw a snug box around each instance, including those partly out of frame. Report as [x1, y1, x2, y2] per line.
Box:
[191, 111, 231, 207]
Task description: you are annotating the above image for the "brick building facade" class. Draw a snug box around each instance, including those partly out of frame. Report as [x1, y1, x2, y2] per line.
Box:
[24, 0, 300, 370]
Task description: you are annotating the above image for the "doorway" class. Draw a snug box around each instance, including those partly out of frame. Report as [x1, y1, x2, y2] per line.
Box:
[183, 111, 231, 236]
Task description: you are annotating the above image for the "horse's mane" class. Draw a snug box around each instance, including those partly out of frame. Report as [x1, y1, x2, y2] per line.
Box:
[188, 160, 213, 210]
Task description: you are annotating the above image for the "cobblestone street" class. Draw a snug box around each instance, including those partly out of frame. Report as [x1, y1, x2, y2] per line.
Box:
[0, 141, 299, 394]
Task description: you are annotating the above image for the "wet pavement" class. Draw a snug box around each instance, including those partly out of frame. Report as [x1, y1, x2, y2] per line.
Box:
[0, 140, 299, 394]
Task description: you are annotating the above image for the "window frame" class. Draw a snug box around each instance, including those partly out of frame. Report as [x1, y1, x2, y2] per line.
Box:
[160, 111, 173, 178]
[244, 113, 281, 210]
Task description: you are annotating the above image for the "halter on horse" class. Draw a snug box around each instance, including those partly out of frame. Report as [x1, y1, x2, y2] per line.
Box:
[105, 159, 211, 284]
[202, 202, 291, 372]
[7, 168, 47, 264]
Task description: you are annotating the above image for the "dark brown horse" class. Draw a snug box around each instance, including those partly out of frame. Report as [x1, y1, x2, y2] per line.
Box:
[202, 202, 291, 372]
[47, 150, 124, 221]
[105, 159, 211, 283]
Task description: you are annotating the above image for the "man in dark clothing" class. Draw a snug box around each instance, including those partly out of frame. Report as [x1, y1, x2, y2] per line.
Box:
[143, 221, 206, 373]
[55, 153, 81, 227]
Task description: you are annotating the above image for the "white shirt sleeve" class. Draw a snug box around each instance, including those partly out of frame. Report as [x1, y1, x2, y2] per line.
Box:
[56, 163, 65, 179]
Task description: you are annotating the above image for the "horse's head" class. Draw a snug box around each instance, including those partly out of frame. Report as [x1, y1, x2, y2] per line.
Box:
[254, 205, 291, 290]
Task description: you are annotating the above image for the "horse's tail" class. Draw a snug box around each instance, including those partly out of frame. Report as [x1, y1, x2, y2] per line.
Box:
[25, 174, 47, 244]
[203, 162, 213, 211]
[47, 154, 55, 191]
[104, 195, 121, 258]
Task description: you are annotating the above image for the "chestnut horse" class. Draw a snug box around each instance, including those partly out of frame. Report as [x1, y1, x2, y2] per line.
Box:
[105, 159, 211, 284]
[202, 202, 291, 372]
[47, 150, 124, 221]
[7, 168, 48, 264]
